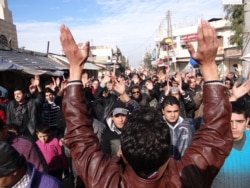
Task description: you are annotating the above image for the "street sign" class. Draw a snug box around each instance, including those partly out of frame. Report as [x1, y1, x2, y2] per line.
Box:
[222, 0, 243, 5]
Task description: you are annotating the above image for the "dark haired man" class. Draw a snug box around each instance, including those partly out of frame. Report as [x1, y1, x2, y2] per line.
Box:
[61, 20, 233, 187]
[0, 76, 44, 139]
[212, 102, 250, 187]
[42, 87, 65, 138]
[161, 95, 195, 160]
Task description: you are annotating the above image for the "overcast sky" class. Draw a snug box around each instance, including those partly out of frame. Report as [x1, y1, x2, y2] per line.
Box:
[8, 0, 225, 67]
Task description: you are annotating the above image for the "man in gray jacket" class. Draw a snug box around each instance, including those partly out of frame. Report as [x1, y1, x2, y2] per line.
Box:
[161, 95, 195, 160]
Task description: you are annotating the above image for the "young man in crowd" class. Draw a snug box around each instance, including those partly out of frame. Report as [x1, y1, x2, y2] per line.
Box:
[161, 95, 195, 160]
[101, 99, 138, 156]
[60, 20, 233, 187]
[212, 103, 250, 187]
[0, 76, 44, 140]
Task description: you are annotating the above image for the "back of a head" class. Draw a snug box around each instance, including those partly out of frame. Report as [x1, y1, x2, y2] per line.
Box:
[121, 107, 170, 177]
[0, 141, 26, 177]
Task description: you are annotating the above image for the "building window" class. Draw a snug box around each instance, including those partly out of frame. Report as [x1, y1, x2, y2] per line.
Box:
[0, 35, 8, 47]
[217, 36, 223, 47]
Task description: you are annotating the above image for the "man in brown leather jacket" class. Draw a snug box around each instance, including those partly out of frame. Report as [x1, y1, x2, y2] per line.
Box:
[60, 20, 233, 188]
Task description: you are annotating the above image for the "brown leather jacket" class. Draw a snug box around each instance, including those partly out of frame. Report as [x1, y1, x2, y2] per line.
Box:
[63, 83, 233, 188]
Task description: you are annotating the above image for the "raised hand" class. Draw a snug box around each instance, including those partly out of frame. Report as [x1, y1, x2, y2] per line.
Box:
[235, 64, 242, 75]
[177, 78, 184, 93]
[60, 25, 90, 81]
[56, 77, 61, 88]
[60, 79, 67, 90]
[101, 74, 111, 85]
[29, 78, 36, 94]
[33, 75, 40, 87]
[29, 75, 41, 94]
[113, 78, 126, 96]
[187, 20, 219, 81]
[163, 80, 170, 96]
[173, 72, 181, 84]
[230, 79, 250, 101]
[81, 73, 90, 87]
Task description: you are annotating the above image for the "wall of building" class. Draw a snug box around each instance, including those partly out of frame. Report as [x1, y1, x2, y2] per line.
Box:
[155, 19, 242, 74]
[0, 0, 18, 49]
[0, 19, 18, 48]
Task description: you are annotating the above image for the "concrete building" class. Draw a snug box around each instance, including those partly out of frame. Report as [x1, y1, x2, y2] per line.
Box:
[0, 0, 18, 49]
[154, 18, 241, 77]
[89, 45, 128, 75]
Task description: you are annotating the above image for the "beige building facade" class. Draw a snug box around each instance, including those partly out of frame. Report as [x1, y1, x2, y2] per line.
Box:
[154, 18, 242, 75]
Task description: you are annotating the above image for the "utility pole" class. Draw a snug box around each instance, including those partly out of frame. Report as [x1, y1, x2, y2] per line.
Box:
[165, 10, 176, 72]
[166, 10, 173, 40]
[242, 0, 250, 81]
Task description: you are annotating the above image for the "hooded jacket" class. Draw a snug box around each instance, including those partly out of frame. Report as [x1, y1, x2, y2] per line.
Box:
[63, 82, 233, 188]
[101, 99, 137, 156]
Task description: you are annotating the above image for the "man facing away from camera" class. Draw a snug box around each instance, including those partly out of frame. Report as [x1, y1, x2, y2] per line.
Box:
[61, 20, 233, 188]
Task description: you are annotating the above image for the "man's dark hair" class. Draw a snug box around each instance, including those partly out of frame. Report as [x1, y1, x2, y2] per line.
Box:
[129, 85, 140, 93]
[121, 107, 170, 176]
[44, 87, 54, 94]
[13, 87, 26, 94]
[161, 95, 180, 109]
[231, 101, 247, 119]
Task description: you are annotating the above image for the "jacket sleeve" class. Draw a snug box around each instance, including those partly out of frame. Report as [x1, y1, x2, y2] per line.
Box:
[63, 84, 121, 187]
[174, 83, 233, 187]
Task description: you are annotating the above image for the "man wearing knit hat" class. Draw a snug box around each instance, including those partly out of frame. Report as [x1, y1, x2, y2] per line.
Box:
[0, 141, 62, 188]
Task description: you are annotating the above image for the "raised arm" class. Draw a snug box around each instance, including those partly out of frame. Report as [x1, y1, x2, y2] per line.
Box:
[173, 20, 233, 187]
[60, 25, 121, 187]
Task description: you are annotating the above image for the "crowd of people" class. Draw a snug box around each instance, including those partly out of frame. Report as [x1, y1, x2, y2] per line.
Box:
[0, 20, 250, 187]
